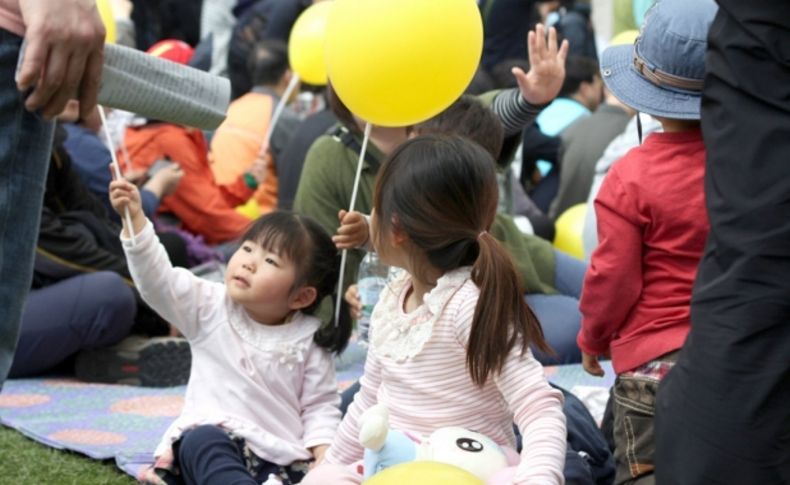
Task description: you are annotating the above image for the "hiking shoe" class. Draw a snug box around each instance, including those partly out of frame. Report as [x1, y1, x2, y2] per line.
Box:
[75, 336, 191, 387]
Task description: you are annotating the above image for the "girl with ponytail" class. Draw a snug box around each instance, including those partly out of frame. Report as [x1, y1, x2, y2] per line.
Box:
[303, 135, 566, 484]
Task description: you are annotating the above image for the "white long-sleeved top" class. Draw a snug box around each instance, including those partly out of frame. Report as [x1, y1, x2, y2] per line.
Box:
[123, 222, 340, 464]
[325, 268, 567, 484]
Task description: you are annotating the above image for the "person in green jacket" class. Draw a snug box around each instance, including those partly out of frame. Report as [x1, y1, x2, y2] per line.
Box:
[295, 25, 584, 364]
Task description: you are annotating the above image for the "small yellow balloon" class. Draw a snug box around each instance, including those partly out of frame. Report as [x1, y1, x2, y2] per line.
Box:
[96, 0, 117, 44]
[364, 461, 484, 485]
[289, 2, 332, 85]
[609, 29, 639, 46]
[326, 0, 483, 127]
[236, 198, 260, 220]
[554, 203, 587, 260]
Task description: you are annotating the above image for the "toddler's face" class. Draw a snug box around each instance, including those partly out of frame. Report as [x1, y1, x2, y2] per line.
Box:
[225, 240, 297, 324]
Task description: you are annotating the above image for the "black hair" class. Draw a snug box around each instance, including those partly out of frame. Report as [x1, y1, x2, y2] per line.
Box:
[247, 39, 290, 88]
[415, 95, 504, 160]
[241, 211, 351, 353]
[489, 58, 531, 90]
[559, 55, 600, 98]
[373, 135, 550, 385]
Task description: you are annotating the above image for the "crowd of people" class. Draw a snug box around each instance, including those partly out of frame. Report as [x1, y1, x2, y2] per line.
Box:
[0, 0, 787, 484]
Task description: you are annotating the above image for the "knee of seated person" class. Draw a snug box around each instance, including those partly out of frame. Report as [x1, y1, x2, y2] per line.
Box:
[90, 272, 137, 331]
[178, 425, 228, 458]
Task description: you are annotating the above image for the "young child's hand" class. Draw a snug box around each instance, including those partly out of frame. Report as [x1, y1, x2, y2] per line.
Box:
[309, 444, 329, 469]
[581, 351, 606, 377]
[109, 178, 146, 236]
[344, 284, 362, 320]
[333, 210, 370, 249]
[512, 23, 569, 106]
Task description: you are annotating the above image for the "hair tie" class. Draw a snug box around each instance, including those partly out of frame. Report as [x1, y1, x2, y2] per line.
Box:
[477, 231, 487, 241]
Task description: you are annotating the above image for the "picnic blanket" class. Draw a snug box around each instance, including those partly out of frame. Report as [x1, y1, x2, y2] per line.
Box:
[0, 342, 613, 480]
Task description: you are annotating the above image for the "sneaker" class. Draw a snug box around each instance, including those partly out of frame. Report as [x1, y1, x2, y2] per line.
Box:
[75, 336, 192, 387]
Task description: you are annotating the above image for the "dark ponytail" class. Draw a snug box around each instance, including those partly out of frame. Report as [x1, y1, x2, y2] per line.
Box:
[373, 135, 550, 386]
[468, 232, 550, 386]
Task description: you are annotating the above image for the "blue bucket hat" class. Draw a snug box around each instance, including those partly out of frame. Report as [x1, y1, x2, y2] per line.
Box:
[600, 0, 718, 120]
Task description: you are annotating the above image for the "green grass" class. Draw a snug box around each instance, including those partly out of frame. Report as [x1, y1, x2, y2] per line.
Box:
[0, 426, 136, 484]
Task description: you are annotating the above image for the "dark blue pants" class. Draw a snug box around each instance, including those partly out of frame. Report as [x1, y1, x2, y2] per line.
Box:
[9, 272, 136, 377]
[171, 425, 304, 485]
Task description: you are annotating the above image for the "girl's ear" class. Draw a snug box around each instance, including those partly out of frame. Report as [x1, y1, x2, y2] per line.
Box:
[289, 286, 318, 310]
[390, 217, 409, 247]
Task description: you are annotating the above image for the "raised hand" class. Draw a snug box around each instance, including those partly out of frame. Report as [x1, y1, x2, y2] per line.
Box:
[109, 178, 146, 237]
[512, 23, 570, 106]
[333, 210, 370, 250]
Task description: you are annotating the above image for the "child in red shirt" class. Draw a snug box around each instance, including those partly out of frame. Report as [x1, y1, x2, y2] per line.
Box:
[577, 0, 718, 483]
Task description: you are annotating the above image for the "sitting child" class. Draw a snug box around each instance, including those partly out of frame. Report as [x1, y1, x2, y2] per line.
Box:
[109, 178, 350, 484]
[302, 135, 566, 484]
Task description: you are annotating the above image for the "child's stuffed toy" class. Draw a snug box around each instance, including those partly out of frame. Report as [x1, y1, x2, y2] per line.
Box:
[359, 404, 519, 483]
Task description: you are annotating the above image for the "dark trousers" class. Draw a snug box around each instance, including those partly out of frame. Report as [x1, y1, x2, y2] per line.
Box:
[9, 272, 136, 378]
[654, 2, 790, 484]
[166, 425, 305, 485]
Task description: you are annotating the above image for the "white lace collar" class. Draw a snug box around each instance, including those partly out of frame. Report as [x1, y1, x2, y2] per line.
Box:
[227, 298, 319, 368]
[370, 267, 472, 362]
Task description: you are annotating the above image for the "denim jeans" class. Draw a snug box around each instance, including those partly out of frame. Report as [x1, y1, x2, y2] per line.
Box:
[527, 249, 586, 365]
[0, 29, 55, 386]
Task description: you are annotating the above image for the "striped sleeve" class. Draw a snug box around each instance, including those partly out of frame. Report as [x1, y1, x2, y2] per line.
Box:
[496, 349, 566, 484]
[491, 88, 545, 137]
[324, 349, 383, 465]
[453, 295, 567, 485]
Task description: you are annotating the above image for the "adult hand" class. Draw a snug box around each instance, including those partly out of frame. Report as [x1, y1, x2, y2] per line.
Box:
[17, 0, 106, 120]
[582, 351, 606, 377]
[512, 23, 569, 107]
[333, 210, 370, 250]
[344, 284, 362, 320]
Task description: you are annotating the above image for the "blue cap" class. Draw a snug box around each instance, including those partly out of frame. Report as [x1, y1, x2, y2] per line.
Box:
[600, 0, 718, 120]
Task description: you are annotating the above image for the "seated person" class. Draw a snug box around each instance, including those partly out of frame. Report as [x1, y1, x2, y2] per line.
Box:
[210, 39, 300, 214]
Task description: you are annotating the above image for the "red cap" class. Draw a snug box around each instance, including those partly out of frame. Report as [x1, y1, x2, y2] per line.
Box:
[146, 39, 194, 65]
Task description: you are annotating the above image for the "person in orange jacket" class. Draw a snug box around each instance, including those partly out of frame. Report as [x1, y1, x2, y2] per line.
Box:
[120, 40, 264, 245]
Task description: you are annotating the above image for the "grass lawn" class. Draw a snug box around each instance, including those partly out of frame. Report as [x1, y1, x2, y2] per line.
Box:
[0, 426, 136, 484]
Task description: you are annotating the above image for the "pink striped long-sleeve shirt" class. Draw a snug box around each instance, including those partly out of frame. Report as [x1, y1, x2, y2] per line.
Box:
[325, 268, 566, 484]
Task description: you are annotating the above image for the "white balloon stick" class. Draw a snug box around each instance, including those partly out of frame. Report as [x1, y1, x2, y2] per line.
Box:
[335, 122, 373, 327]
[98, 105, 136, 246]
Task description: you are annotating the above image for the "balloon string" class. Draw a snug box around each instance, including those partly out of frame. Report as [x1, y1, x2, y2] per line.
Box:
[335, 122, 373, 327]
[262, 73, 300, 153]
[98, 105, 136, 246]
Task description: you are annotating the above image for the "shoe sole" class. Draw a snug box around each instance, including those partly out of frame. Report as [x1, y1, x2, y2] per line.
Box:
[75, 339, 192, 387]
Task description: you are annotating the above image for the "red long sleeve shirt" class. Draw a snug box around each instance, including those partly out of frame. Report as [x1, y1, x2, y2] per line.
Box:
[123, 124, 254, 245]
[578, 129, 708, 374]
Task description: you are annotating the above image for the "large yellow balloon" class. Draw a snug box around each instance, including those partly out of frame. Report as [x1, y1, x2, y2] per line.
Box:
[325, 0, 483, 127]
[289, 2, 332, 85]
[364, 461, 484, 485]
[554, 203, 587, 260]
[96, 0, 117, 44]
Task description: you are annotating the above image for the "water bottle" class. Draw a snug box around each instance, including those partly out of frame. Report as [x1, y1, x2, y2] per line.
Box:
[356, 252, 389, 344]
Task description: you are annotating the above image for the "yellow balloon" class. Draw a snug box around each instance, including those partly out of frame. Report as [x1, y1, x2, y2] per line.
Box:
[96, 0, 117, 44]
[236, 198, 260, 220]
[289, 2, 332, 85]
[554, 203, 587, 260]
[364, 461, 484, 485]
[609, 29, 639, 46]
[325, 0, 483, 127]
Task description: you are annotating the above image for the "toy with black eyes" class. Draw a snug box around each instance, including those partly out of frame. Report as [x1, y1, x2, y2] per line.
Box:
[359, 404, 521, 483]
